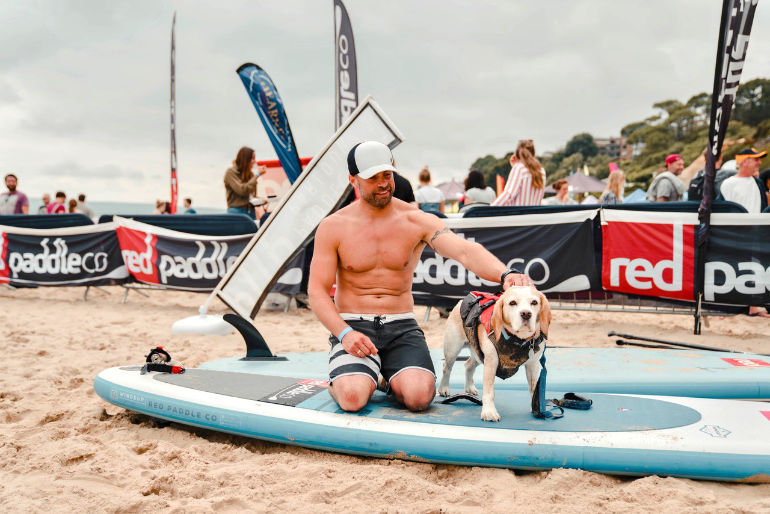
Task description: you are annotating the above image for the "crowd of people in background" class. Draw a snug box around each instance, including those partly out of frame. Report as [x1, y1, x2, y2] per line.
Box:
[0, 173, 95, 217]
[2, 172, 200, 219]
[392, 141, 768, 215]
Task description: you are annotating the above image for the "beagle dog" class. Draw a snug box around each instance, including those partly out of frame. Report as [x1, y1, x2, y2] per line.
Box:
[437, 286, 551, 422]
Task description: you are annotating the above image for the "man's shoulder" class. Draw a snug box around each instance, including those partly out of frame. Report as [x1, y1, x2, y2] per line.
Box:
[320, 207, 350, 225]
[720, 175, 746, 189]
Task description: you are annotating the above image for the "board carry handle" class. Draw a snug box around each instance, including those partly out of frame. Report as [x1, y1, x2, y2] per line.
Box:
[224, 313, 286, 360]
[439, 393, 483, 406]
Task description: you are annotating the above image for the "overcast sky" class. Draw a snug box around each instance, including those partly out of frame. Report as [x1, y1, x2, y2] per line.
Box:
[2, 1, 770, 208]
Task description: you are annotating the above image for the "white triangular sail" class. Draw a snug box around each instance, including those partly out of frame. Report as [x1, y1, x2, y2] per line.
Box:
[184, 97, 403, 330]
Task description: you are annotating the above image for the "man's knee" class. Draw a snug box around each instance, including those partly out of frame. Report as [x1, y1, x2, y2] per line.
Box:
[391, 369, 436, 412]
[330, 376, 375, 412]
[401, 384, 436, 412]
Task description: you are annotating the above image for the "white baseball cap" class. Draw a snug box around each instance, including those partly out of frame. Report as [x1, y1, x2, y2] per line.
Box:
[347, 141, 397, 179]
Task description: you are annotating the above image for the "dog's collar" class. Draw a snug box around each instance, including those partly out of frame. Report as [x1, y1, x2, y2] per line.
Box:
[499, 328, 544, 347]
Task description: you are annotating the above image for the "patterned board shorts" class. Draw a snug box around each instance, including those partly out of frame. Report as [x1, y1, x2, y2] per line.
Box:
[328, 313, 436, 386]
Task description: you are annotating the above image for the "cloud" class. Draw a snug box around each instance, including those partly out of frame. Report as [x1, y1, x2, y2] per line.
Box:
[0, 78, 21, 105]
[38, 161, 146, 181]
[1, 0, 770, 206]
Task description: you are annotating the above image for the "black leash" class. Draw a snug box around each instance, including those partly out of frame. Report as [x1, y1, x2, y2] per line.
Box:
[140, 346, 185, 375]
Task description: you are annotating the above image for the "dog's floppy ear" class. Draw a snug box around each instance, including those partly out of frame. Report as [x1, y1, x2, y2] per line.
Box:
[536, 289, 551, 337]
[491, 295, 506, 341]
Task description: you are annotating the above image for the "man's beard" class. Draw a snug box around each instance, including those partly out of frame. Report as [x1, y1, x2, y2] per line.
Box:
[7, 185, 16, 192]
[362, 187, 393, 208]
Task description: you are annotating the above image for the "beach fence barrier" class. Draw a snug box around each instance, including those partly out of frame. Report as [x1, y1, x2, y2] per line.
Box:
[2, 204, 769, 328]
[0, 214, 305, 305]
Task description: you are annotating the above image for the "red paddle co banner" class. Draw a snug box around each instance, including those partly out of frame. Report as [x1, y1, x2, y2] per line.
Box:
[601, 211, 697, 301]
[114, 217, 251, 291]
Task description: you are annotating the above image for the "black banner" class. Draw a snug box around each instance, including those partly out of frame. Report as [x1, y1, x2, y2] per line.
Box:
[704, 223, 770, 305]
[115, 218, 303, 294]
[0, 227, 127, 286]
[699, 0, 757, 232]
[334, 0, 358, 129]
[412, 215, 600, 304]
[116, 221, 250, 292]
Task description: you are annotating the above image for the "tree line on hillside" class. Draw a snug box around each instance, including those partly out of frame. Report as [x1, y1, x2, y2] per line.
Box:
[471, 78, 770, 189]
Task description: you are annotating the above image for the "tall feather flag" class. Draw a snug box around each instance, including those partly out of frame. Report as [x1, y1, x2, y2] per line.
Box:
[334, 0, 358, 130]
[236, 64, 303, 184]
[694, 0, 757, 332]
[169, 12, 178, 214]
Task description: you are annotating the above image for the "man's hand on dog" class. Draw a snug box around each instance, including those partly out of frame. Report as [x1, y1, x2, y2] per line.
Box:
[341, 331, 378, 357]
[503, 273, 532, 289]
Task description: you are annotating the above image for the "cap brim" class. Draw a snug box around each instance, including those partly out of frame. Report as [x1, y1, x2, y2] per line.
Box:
[737, 151, 767, 162]
[357, 164, 397, 179]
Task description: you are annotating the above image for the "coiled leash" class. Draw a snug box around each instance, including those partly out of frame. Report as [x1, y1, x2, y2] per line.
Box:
[140, 346, 185, 375]
[530, 343, 562, 419]
[530, 343, 592, 419]
[440, 336, 592, 418]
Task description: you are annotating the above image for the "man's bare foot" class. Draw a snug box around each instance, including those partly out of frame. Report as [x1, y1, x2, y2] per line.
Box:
[748, 306, 770, 318]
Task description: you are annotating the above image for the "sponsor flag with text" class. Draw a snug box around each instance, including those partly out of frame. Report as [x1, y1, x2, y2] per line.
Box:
[236, 63, 303, 184]
[169, 12, 179, 214]
[334, 0, 358, 130]
[699, 0, 758, 232]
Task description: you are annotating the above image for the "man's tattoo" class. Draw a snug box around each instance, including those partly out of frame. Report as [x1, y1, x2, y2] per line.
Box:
[428, 228, 450, 248]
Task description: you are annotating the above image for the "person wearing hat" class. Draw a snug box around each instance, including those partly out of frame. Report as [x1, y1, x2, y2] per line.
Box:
[646, 154, 685, 202]
[719, 147, 768, 214]
[719, 148, 770, 318]
[308, 140, 532, 414]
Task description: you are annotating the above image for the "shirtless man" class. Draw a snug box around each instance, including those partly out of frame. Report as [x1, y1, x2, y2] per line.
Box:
[308, 141, 532, 413]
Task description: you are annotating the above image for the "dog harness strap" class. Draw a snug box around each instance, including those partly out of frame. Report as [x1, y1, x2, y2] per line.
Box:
[492, 332, 546, 380]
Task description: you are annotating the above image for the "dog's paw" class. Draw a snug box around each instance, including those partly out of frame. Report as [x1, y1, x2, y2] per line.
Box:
[437, 385, 451, 397]
[480, 405, 501, 422]
[465, 384, 479, 396]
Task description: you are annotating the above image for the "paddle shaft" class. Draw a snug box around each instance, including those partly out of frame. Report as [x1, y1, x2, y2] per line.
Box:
[608, 331, 735, 353]
[615, 340, 683, 350]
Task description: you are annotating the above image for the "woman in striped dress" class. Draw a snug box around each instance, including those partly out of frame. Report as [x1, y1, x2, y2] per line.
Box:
[491, 139, 546, 206]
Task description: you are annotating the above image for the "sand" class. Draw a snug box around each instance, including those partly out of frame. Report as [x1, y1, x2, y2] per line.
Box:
[1, 285, 769, 513]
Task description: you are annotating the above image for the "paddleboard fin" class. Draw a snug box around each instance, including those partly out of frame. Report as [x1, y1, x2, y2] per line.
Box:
[224, 314, 283, 360]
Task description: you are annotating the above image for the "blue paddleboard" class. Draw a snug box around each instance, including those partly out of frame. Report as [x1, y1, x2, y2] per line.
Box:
[94, 365, 770, 482]
[199, 347, 770, 400]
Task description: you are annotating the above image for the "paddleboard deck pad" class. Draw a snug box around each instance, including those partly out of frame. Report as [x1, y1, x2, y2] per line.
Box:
[199, 347, 770, 400]
[94, 366, 770, 482]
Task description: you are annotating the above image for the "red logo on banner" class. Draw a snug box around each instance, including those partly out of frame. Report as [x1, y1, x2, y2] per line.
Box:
[115, 227, 159, 284]
[602, 222, 695, 301]
[761, 411, 770, 422]
[722, 358, 770, 367]
[0, 231, 8, 284]
[299, 379, 329, 387]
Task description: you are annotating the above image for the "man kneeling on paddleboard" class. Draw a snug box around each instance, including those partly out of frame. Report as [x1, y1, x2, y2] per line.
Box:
[308, 141, 531, 413]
